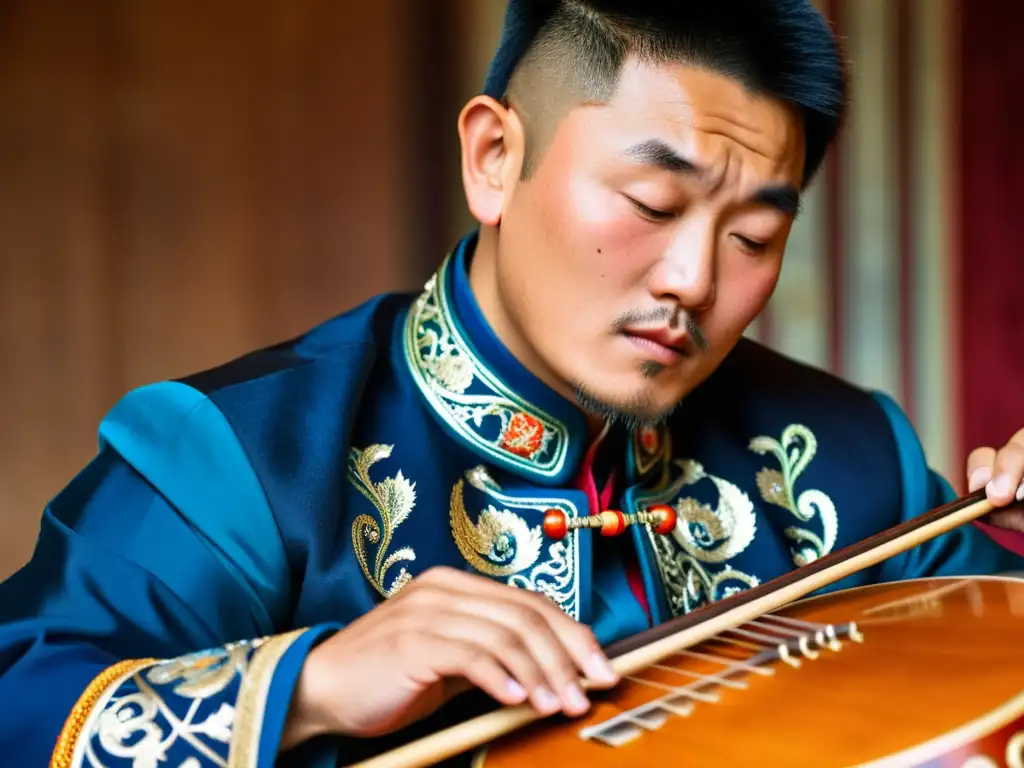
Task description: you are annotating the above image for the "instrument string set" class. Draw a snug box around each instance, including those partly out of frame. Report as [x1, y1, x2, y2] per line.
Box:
[579, 615, 863, 749]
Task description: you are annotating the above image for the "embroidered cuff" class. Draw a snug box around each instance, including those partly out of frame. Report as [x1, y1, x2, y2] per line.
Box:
[50, 626, 336, 768]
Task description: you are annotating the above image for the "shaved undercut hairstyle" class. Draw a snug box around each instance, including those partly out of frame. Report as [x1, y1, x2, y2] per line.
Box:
[483, 0, 847, 187]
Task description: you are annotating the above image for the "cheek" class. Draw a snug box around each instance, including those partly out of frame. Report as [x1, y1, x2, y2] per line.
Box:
[714, 258, 781, 333]
[569, 181, 640, 244]
[503, 170, 656, 340]
[564, 180, 655, 281]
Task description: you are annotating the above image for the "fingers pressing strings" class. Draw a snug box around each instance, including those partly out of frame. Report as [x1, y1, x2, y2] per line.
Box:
[393, 567, 619, 714]
[412, 568, 617, 679]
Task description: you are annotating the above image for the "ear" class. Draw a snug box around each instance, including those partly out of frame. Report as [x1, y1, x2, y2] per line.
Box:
[458, 95, 526, 227]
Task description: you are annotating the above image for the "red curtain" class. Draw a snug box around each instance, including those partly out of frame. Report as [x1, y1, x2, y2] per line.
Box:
[957, 0, 1024, 472]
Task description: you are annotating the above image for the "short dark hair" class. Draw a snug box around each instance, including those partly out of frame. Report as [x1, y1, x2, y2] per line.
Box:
[485, 0, 847, 187]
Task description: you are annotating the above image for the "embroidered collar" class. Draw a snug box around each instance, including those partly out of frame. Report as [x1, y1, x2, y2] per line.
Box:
[403, 233, 671, 487]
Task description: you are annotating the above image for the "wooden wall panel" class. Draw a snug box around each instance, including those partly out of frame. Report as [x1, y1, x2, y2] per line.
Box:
[0, 0, 422, 577]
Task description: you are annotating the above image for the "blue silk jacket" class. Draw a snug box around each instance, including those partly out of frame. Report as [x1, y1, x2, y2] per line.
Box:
[2, 234, 1022, 767]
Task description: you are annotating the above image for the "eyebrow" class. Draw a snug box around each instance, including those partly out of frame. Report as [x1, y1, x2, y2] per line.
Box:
[752, 184, 802, 218]
[626, 139, 699, 174]
[624, 138, 802, 218]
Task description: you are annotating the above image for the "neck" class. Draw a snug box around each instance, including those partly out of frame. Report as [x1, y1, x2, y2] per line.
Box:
[468, 228, 611, 445]
[469, 227, 602, 429]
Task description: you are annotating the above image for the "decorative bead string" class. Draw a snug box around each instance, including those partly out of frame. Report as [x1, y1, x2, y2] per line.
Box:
[541, 504, 678, 540]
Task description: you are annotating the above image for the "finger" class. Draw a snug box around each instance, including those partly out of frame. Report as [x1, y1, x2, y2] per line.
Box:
[415, 569, 617, 687]
[439, 594, 596, 715]
[988, 441, 1024, 506]
[1011, 427, 1024, 449]
[966, 447, 996, 491]
[413, 632, 531, 709]
[437, 569, 618, 686]
[427, 609, 583, 716]
[487, 591, 615, 687]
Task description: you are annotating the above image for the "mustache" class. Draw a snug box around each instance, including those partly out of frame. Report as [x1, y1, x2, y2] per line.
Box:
[612, 307, 711, 353]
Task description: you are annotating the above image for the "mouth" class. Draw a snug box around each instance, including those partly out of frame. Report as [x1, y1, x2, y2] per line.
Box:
[620, 327, 693, 365]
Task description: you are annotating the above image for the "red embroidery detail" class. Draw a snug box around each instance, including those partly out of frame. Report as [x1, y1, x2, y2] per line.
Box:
[639, 426, 660, 455]
[501, 412, 545, 459]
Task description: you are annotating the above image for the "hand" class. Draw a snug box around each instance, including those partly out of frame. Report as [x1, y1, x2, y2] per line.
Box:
[967, 427, 1024, 531]
[280, 567, 620, 749]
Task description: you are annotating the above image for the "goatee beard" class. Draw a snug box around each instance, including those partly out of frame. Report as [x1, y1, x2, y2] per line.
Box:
[572, 382, 681, 431]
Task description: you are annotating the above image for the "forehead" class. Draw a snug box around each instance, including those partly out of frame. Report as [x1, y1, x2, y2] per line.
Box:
[576, 59, 806, 185]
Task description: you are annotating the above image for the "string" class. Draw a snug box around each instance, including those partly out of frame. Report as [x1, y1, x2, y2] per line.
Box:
[672, 648, 775, 675]
[622, 675, 720, 702]
[648, 663, 749, 689]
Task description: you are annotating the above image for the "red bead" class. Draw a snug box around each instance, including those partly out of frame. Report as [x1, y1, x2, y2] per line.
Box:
[600, 510, 627, 537]
[543, 509, 568, 540]
[649, 504, 677, 535]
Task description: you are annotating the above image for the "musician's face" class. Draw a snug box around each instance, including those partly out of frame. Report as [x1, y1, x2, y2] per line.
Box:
[464, 60, 805, 427]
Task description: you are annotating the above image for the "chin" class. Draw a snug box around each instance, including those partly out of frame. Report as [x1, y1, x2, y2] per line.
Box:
[571, 377, 688, 429]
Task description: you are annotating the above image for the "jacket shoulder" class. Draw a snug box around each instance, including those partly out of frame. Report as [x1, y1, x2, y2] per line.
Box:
[696, 338, 881, 412]
[179, 291, 414, 398]
[677, 338, 899, 456]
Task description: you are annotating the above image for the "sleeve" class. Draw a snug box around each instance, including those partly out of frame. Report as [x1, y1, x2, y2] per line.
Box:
[0, 381, 341, 768]
[871, 391, 1024, 582]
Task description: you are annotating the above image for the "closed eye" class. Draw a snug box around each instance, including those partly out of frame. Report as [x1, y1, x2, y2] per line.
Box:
[626, 196, 674, 222]
[733, 235, 768, 254]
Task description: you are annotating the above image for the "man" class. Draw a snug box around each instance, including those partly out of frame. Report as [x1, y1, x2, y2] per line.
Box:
[2, 1, 1023, 766]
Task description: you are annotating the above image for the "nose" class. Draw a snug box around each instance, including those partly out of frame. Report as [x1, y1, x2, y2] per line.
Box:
[646, 217, 717, 312]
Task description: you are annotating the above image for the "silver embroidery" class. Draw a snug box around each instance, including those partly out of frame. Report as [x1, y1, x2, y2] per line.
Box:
[455, 466, 581, 619]
[750, 424, 839, 566]
[639, 459, 760, 615]
[85, 640, 264, 768]
[403, 264, 570, 479]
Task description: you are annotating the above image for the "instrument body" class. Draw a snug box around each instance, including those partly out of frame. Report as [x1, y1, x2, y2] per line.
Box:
[477, 576, 1024, 768]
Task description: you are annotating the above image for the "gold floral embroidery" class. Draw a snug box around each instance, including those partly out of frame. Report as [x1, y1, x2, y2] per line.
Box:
[348, 444, 417, 598]
[403, 262, 570, 480]
[749, 424, 838, 566]
[453, 466, 581, 619]
[671, 460, 758, 564]
[650, 534, 761, 616]
[450, 478, 543, 576]
[639, 459, 760, 615]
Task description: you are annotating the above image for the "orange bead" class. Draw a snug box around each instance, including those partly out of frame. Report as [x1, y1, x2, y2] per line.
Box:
[649, 504, 677, 535]
[600, 510, 627, 537]
[543, 508, 568, 540]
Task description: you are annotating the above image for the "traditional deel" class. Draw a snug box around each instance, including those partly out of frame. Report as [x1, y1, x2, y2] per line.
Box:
[3, 231, 1022, 768]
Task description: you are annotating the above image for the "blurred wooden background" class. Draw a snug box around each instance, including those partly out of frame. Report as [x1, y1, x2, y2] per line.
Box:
[0, 0, 484, 575]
